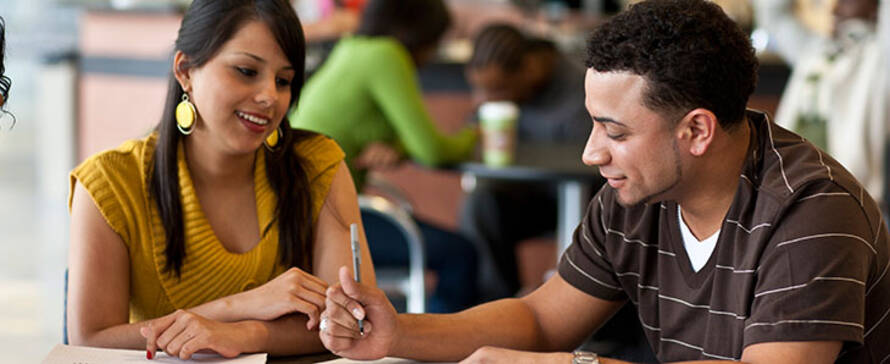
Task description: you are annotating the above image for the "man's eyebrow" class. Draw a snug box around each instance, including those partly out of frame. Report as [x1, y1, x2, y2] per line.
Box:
[592, 116, 626, 127]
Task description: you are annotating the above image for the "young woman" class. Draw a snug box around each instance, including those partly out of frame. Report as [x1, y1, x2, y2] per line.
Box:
[66, 0, 374, 359]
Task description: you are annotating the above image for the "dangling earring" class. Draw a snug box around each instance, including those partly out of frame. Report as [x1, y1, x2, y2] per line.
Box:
[264, 126, 283, 151]
[176, 93, 196, 135]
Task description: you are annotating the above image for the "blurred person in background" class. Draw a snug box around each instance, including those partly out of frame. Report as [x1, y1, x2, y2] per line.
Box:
[461, 23, 591, 299]
[755, 0, 889, 206]
[66, 0, 374, 359]
[291, 0, 481, 313]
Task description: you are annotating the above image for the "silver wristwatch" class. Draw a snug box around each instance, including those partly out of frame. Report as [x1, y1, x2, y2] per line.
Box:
[572, 350, 600, 364]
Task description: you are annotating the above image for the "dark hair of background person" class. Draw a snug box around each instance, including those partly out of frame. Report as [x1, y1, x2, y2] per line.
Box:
[152, 0, 315, 278]
[354, 0, 451, 58]
[585, 0, 758, 130]
[468, 23, 556, 73]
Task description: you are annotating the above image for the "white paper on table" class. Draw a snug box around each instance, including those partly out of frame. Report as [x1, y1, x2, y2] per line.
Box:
[42, 344, 268, 364]
[318, 358, 453, 364]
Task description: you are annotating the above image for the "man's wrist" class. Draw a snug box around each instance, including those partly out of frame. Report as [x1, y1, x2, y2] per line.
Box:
[389, 313, 408, 357]
[239, 320, 268, 353]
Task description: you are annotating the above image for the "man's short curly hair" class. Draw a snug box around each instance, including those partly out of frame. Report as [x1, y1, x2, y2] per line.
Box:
[585, 0, 758, 129]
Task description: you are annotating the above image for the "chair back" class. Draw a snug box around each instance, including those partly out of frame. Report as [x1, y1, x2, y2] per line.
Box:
[359, 195, 426, 313]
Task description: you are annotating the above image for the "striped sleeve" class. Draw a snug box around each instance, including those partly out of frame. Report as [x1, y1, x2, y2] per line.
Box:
[558, 187, 627, 301]
[744, 181, 874, 348]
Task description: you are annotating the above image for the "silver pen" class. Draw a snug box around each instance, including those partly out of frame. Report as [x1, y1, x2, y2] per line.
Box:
[350, 223, 364, 334]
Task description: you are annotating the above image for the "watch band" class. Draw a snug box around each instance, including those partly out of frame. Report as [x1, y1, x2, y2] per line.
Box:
[572, 350, 600, 364]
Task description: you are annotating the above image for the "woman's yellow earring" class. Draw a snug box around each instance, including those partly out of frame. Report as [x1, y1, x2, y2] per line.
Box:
[176, 93, 196, 135]
[264, 126, 282, 151]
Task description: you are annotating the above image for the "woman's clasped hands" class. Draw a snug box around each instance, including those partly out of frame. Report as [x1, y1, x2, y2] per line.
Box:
[140, 267, 329, 359]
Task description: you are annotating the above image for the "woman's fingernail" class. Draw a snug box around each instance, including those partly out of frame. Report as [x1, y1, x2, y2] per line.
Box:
[353, 308, 362, 318]
[146, 350, 153, 360]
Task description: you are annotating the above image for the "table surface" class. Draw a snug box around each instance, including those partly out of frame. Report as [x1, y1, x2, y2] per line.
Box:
[458, 142, 602, 183]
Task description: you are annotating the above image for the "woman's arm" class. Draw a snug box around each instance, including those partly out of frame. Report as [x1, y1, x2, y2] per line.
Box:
[67, 182, 145, 349]
[312, 161, 376, 287]
[69, 180, 327, 355]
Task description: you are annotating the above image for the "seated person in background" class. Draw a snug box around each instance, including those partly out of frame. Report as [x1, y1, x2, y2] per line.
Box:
[318, 0, 890, 362]
[755, 0, 888, 204]
[66, 0, 374, 359]
[460, 23, 592, 299]
[291, 0, 481, 313]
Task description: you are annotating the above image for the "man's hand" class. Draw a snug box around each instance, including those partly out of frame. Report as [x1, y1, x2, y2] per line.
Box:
[459, 347, 574, 364]
[140, 310, 253, 360]
[319, 266, 399, 360]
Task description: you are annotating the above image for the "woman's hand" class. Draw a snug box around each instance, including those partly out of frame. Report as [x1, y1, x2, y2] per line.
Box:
[140, 310, 255, 360]
[233, 267, 328, 329]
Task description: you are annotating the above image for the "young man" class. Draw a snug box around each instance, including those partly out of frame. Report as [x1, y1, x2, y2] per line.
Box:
[317, 0, 890, 362]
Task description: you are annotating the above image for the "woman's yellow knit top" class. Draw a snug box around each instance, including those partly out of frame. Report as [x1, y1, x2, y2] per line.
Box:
[68, 132, 345, 323]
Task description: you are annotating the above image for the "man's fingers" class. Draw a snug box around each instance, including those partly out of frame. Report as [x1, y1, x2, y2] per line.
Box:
[320, 329, 357, 353]
[326, 284, 365, 320]
[324, 304, 359, 332]
[338, 266, 366, 300]
[323, 316, 362, 339]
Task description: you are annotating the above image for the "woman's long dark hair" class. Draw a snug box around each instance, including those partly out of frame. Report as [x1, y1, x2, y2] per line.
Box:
[151, 0, 315, 277]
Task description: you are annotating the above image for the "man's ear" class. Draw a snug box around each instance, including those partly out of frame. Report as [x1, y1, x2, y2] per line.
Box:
[676, 108, 718, 157]
[172, 51, 192, 93]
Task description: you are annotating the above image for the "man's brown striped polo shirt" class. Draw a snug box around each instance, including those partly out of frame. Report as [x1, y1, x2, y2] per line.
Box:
[559, 111, 890, 362]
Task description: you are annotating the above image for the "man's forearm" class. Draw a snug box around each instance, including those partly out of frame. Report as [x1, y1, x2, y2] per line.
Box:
[391, 298, 545, 362]
[246, 314, 326, 356]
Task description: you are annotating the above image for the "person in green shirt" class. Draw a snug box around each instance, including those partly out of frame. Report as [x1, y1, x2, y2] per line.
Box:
[291, 0, 481, 313]
[291, 0, 477, 187]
